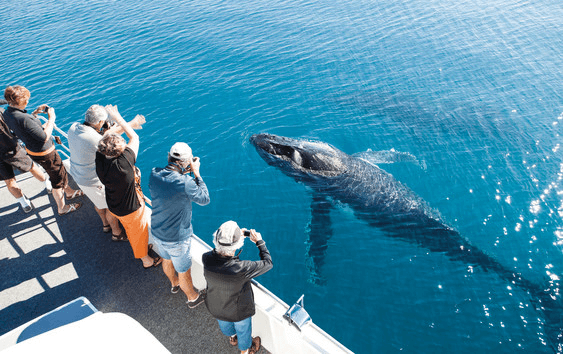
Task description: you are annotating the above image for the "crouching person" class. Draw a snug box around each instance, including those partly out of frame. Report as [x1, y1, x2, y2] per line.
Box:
[203, 221, 273, 354]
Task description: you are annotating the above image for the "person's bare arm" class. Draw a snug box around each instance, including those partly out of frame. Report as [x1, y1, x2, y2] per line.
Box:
[32, 105, 56, 143]
[105, 105, 139, 157]
[105, 114, 146, 136]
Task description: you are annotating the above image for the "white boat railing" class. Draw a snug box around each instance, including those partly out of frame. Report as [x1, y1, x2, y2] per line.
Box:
[36, 117, 71, 160]
[39, 116, 353, 354]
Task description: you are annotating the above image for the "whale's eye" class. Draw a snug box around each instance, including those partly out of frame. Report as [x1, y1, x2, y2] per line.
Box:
[269, 143, 295, 159]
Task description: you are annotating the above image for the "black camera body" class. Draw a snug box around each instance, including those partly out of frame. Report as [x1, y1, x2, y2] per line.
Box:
[101, 121, 111, 132]
[244, 230, 251, 237]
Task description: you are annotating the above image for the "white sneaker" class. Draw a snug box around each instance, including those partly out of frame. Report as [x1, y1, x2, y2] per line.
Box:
[22, 203, 33, 213]
[19, 195, 33, 213]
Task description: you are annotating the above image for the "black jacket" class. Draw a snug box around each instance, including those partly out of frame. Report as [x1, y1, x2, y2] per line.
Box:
[203, 240, 273, 322]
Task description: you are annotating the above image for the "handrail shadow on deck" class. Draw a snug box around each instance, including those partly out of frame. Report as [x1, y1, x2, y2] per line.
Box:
[0, 177, 237, 353]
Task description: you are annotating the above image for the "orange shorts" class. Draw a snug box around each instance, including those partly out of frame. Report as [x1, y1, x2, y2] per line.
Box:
[112, 202, 150, 259]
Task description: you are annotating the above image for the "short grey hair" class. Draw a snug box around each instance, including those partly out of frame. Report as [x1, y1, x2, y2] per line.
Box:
[85, 104, 108, 125]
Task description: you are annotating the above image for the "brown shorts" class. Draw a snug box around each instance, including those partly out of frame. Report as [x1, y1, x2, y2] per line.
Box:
[0, 144, 34, 181]
[31, 150, 68, 189]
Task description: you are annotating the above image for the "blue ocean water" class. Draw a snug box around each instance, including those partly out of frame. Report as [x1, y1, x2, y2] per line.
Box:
[2, 0, 563, 352]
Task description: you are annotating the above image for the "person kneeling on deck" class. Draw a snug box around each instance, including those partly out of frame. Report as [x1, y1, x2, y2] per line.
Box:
[0, 99, 47, 213]
[149, 142, 210, 308]
[3, 85, 82, 215]
[203, 221, 273, 354]
[95, 105, 161, 269]
[68, 104, 145, 240]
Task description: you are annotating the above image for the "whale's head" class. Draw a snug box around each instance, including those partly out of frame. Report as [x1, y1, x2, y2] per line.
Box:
[250, 133, 347, 179]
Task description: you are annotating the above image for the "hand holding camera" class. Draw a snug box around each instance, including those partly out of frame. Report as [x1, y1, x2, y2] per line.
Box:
[190, 156, 201, 178]
[100, 120, 115, 134]
[33, 104, 52, 115]
[242, 229, 263, 244]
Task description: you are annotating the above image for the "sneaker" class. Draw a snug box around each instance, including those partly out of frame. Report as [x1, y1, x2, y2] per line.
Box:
[44, 177, 52, 194]
[22, 202, 33, 213]
[20, 195, 33, 213]
[187, 289, 206, 309]
[171, 285, 180, 294]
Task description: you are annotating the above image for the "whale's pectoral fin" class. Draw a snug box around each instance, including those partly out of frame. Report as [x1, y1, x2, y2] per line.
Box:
[305, 194, 334, 285]
[353, 149, 426, 170]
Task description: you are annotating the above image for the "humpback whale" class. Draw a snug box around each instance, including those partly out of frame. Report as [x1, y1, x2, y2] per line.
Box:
[250, 133, 562, 353]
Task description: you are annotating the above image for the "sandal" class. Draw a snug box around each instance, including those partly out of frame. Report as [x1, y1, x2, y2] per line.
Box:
[143, 255, 162, 269]
[111, 231, 127, 242]
[229, 334, 238, 346]
[66, 189, 84, 200]
[249, 336, 261, 354]
[102, 225, 111, 233]
[58, 202, 82, 216]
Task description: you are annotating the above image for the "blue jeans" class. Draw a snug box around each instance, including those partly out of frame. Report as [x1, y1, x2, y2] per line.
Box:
[217, 317, 252, 351]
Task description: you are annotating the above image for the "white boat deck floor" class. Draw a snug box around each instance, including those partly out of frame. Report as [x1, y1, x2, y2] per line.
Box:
[0, 171, 270, 353]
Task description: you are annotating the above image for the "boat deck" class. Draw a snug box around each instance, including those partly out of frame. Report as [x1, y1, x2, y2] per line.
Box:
[0, 171, 267, 353]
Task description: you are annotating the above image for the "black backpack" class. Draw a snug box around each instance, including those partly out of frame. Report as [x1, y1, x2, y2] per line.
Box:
[0, 107, 19, 156]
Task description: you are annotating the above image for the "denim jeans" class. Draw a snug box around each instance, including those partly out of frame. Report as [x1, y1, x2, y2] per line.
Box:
[150, 234, 192, 273]
[217, 317, 252, 351]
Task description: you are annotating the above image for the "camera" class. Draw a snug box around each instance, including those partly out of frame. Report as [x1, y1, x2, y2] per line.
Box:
[42, 105, 50, 113]
[101, 121, 110, 132]
[100, 120, 116, 134]
[244, 230, 251, 237]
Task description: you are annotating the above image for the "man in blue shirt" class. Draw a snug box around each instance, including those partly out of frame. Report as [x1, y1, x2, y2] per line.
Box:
[149, 142, 210, 308]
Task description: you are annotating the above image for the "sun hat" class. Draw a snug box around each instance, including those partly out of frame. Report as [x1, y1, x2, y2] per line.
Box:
[213, 220, 245, 253]
[169, 142, 193, 161]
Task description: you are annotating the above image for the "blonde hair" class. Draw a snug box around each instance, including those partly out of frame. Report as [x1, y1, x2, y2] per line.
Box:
[4, 85, 30, 107]
[97, 133, 126, 158]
